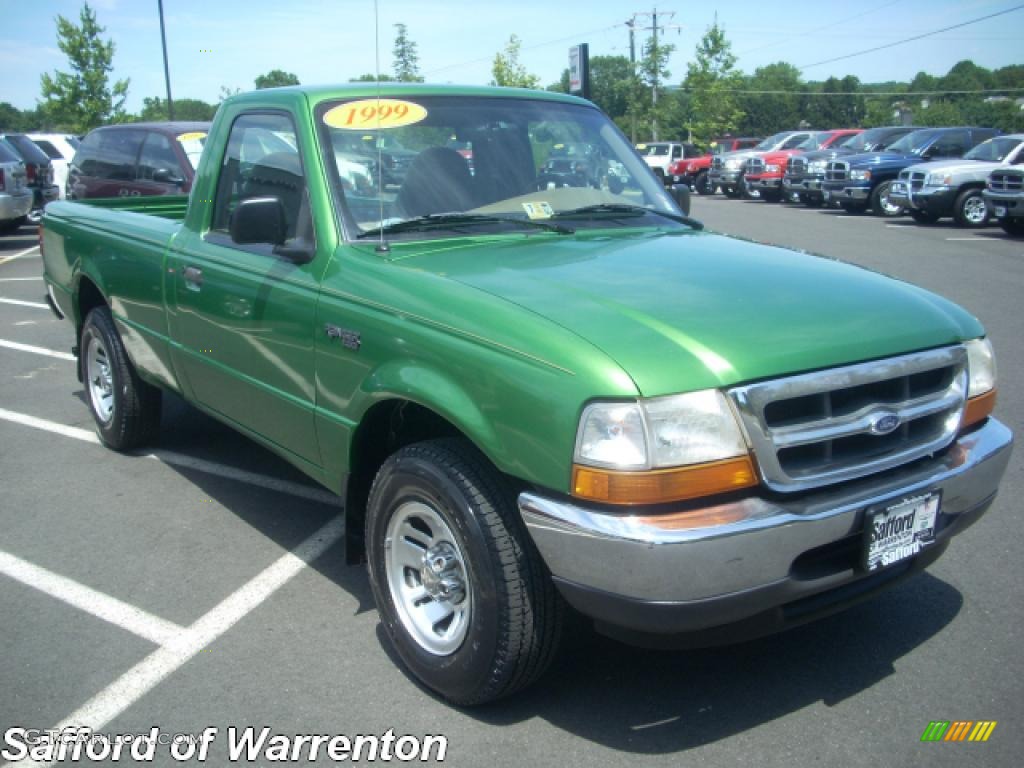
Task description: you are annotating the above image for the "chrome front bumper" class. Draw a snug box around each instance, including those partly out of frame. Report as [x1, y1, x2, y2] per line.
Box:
[520, 418, 1011, 634]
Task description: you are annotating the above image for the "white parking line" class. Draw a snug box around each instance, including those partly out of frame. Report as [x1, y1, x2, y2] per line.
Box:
[945, 237, 1003, 242]
[0, 246, 39, 266]
[0, 277, 43, 282]
[0, 297, 48, 309]
[0, 407, 340, 505]
[0, 551, 185, 646]
[3, 516, 344, 768]
[0, 338, 75, 361]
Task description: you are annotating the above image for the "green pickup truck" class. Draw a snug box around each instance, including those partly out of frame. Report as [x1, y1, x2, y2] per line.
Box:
[41, 84, 1012, 705]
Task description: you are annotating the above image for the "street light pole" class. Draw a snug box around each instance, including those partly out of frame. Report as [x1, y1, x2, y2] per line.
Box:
[158, 0, 175, 120]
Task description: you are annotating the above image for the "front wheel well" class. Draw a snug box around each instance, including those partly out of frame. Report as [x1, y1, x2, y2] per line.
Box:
[344, 400, 467, 564]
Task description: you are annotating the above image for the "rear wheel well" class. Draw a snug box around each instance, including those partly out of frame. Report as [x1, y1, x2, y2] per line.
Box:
[344, 400, 465, 564]
[75, 277, 107, 380]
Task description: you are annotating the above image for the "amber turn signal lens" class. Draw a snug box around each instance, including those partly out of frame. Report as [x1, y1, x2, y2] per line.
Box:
[962, 388, 996, 431]
[572, 455, 758, 506]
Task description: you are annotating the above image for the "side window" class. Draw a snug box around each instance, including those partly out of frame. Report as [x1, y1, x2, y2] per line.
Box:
[138, 132, 184, 182]
[930, 131, 969, 157]
[671, 145, 682, 159]
[33, 140, 64, 160]
[72, 134, 102, 175]
[94, 130, 145, 180]
[210, 112, 312, 248]
[781, 134, 807, 150]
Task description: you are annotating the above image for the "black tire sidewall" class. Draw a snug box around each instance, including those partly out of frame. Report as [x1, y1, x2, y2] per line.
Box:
[81, 309, 132, 449]
[366, 451, 505, 703]
[695, 171, 710, 195]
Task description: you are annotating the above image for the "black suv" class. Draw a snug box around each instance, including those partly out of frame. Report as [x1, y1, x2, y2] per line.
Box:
[0, 133, 59, 222]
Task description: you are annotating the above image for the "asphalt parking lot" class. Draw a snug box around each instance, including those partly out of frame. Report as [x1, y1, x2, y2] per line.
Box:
[1, 199, 1021, 767]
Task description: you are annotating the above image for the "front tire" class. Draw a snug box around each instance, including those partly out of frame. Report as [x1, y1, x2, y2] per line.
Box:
[694, 171, 712, 195]
[80, 307, 161, 451]
[871, 180, 904, 217]
[953, 188, 989, 228]
[366, 439, 563, 705]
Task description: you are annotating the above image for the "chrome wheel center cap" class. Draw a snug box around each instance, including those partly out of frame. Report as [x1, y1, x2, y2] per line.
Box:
[420, 542, 466, 604]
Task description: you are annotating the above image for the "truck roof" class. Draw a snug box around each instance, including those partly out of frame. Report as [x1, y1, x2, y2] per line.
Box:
[224, 82, 593, 109]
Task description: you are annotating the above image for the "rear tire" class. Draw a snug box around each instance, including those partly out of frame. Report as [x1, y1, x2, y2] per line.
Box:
[952, 188, 989, 228]
[694, 171, 711, 195]
[80, 306, 162, 451]
[365, 439, 563, 705]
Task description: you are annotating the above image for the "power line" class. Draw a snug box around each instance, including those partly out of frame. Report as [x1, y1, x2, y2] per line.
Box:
[798, 3, 1024, 70]
[736, 0, 905, 57]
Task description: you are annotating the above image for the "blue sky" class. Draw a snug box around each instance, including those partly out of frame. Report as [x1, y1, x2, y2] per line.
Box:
[3, 0, 1022, 113]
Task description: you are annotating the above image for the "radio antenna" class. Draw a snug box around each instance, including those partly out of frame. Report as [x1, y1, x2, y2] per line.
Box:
[373, 0, 390, 253]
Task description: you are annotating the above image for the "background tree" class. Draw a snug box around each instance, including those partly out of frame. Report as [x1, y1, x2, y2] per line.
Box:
[635, 34, 675, 139]
[683, 22, 744, 144]
[0, 103, 30, 131]
[738, 62, 804, 135]
[491, 35, 540, 89]
[138, 97, 217, 122]
[39, 1, 129, 132]
[349, 73, 397, 82]
[393, 23, 422, 82]
[218, 85, 242, 102]
[254, 69, 300, 89]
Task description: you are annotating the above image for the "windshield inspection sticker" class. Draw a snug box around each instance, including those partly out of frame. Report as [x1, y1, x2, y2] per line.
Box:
[323, 99, 428, 130]
[175, 132, 207, 142]
[522, 202, 554, 219]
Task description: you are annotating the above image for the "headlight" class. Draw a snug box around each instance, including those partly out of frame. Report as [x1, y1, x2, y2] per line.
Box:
[962, 337, 998, 430]
[765, 163, 780, 173]
[850, 169, 871, 181]
[926, 173, 952, 186]
[808, 160, 826, 173]
[965, 337, 996, 397]
[573, 391, 757, 505]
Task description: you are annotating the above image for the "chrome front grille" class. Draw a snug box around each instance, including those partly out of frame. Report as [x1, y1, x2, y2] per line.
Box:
[712, 157, 724, 171]
[989, 171, 1023, 192]
[825, 161, 848, 181]
[728, 346, 967, 492]
[747, 158, 765, 175]
[787, 156, 806, 175]
[910, 171, 926, 190]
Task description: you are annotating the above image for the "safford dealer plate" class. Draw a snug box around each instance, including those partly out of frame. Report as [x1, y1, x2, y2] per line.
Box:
[863, 492, 940, 572]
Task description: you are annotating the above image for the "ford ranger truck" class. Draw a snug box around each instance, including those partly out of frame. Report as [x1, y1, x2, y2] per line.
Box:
[889, 134, 1024, 228]
[984, 164, 1024, 236]
[822, 126, 1000, 216]
[669, 137, 762, 194]
[710, 131, 814, 198]
[39, 84, 1013, 706]
[784, 126, 915, 207]
[746, 130, 861, 202]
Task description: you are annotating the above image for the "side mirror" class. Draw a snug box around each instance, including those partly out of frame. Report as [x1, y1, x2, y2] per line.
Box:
[230, 197, 287, 246]
[669, 183, 691, 216]
[152, 167, 184, 185]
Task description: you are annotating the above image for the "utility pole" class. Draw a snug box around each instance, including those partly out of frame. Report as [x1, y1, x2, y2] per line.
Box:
[158, 0, 175, 120]
[628, 8, 681, 141]
[625, 18, 637, 142]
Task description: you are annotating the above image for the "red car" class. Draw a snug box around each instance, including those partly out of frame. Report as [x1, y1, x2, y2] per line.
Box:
[745, 129, 861, 201]
[668, 137, 762, 195]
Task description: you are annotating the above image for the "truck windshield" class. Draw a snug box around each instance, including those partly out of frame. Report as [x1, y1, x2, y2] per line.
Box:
[964, 137, 1022, 162]
[637, 143, 670, 156]
[883, 129, 936, 155]
[754, 132, 790, 151]
[319, 95, 683, 239]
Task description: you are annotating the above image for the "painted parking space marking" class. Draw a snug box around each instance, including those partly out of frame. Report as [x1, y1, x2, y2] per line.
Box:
[945, 237, 1003, 242]
[0, 551, 185, 646]
[0, 277, 43, 282]
[0, 407, 340, 505]
[0, 246, 39, 266]
[0, 297, 49, 309]
[0, 338, 75, 361]
[3, 516, 345, 768]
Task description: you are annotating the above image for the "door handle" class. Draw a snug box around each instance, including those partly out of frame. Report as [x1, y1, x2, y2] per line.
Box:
[182, 265, 203, 290]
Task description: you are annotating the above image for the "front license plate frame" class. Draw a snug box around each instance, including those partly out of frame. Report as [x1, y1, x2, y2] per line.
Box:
[863, 491, 940, 572]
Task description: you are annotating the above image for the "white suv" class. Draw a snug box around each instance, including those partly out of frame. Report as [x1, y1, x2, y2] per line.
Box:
[27, 133, 80, 200]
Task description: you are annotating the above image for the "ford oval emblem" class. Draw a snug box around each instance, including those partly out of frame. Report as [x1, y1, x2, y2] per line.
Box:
[870, 411, 902, 435]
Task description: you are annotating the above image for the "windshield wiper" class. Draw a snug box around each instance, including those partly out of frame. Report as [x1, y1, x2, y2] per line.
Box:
[358, 213, 574, 238]
[550, 204, 704, 230]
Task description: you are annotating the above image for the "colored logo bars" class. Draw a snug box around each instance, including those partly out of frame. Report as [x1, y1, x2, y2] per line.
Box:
[921, 721, 997, 742]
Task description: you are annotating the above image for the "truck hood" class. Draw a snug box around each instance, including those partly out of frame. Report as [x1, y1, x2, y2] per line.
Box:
[390, 230, 982, 396]
[902, 158, 1001, 179]
[844, 151, 923, 170]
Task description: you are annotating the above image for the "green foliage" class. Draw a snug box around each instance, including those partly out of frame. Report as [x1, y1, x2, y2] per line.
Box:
[139, 97, 217, 122]
[861, 98, 901, 128]
[254, 69, 300, 89]
[803, 76, 864, 128]
[738, 62, 805, 135]
[393, 23, 423, 82]
[914, 100, 963, 126]
[218, 86, 242, 102]
[491, 35, 540, 89]
[349, 73, 397, 83]
[683, 22, 745, 144]
[590, 56, 636, 121]
[39, 2, 129, 133]
[0, 102, 31, 131]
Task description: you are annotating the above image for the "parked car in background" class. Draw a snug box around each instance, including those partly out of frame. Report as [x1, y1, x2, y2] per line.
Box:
[889, 135, 1024, 228]
[983, 160, 1024, 236]
[746, 129, 861, 202]
[784, 126, 916, 207]
[822, 127, 1000, 216]
[710, 131, 815, 198]
[67, 122, 209, 199]
[669, 136, 762, 194]
[636, 141, 702, 183]
[539, 142, 612, 190]
[0, 133, 59, 222]
[0, 138, 33, 233]
[27, 133, 80, 200]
